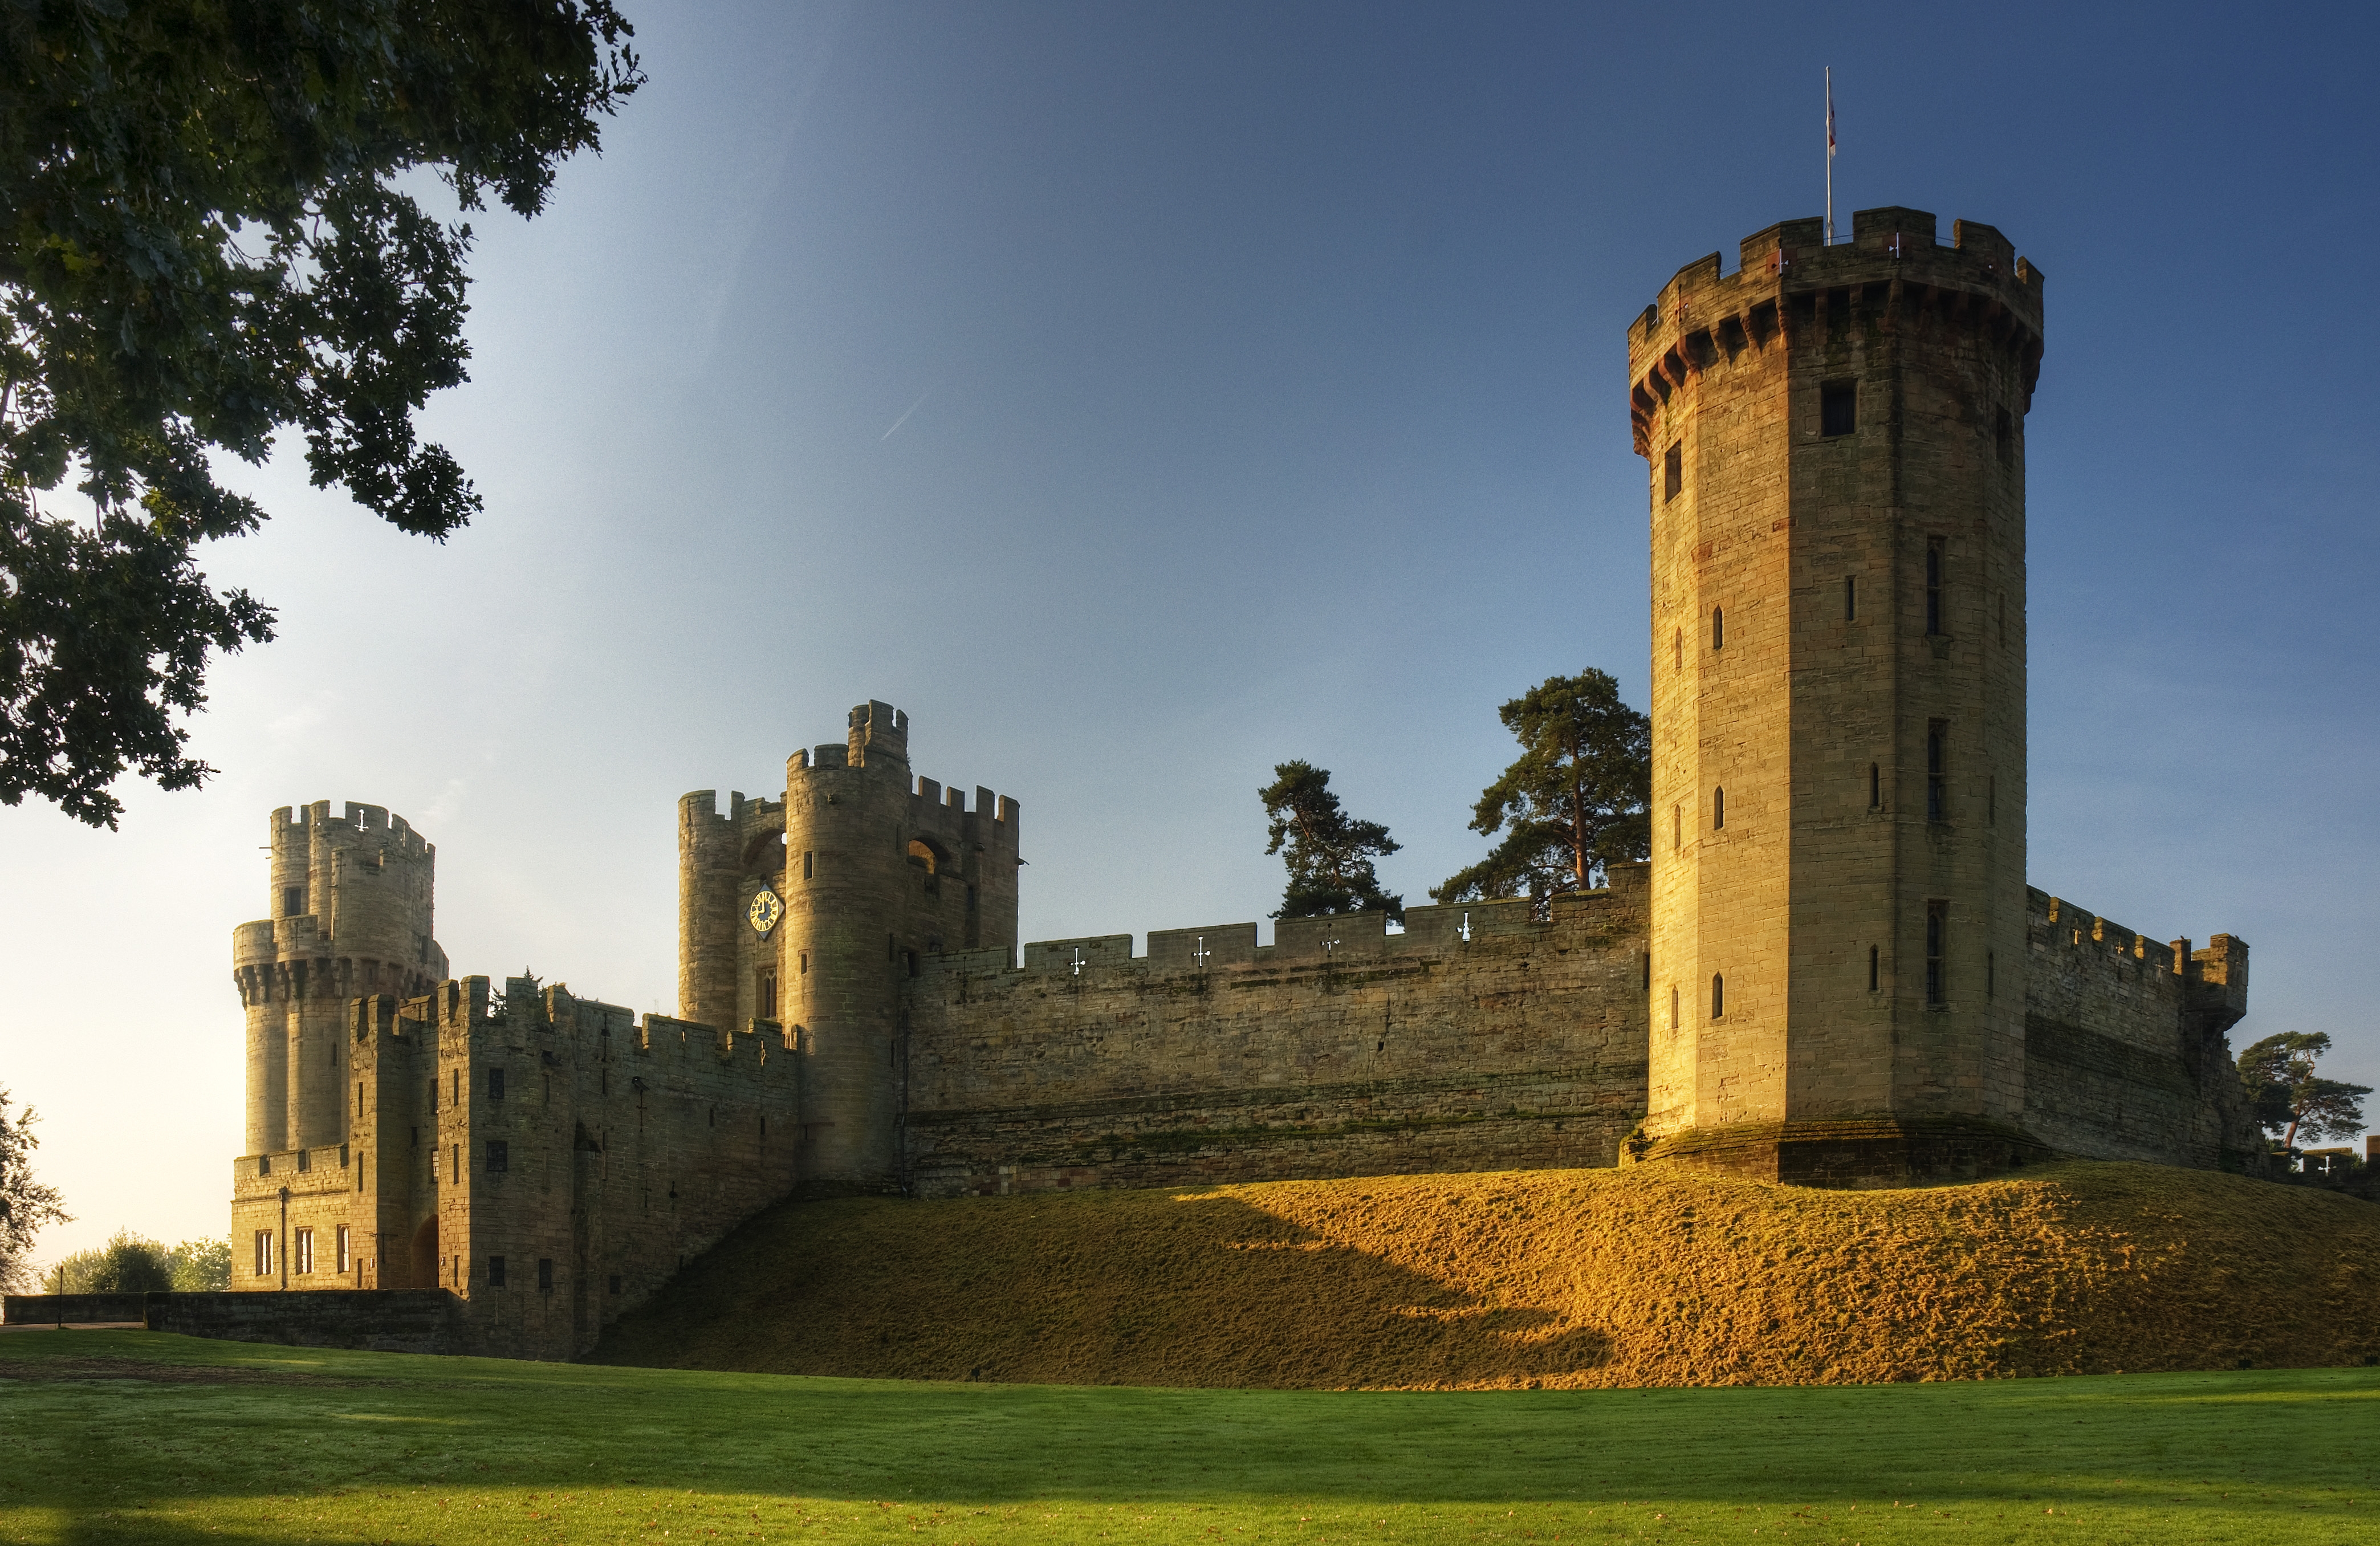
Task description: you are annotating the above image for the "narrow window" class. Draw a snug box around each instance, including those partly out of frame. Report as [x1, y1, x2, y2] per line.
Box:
[1997, 593, 2006, 645]
[1926, 722, 1947, 823]
[1868, 944, 1879, 992]
[1987, 950, 1996, 1000]
[1995, 408, 2014, 467]
[966, 885, 978, 912]
[451, 1069, 459, 1108]
[339, 1142, 348, 1167]
[1670, 985, 1679, 1030]
[1844, 574, 1857, 621]
[1925, 538, 1946, 636]
[282, 885, 304, 918]
[905, 949, 920, 979]
[293, 1228, 314, 1276]
[1820, 379, 1857, 437]
[451, 1143, 460, 1183]
[1663, 441, 1683, 502]
[254, 1231, 274, 1277]
[487, 1067, 505, 1102]
[1868, 762, 1881, 809]
[538, 1258, 554, 1292]
[356, 1081, 364, 1116]
[1712, 607, 1724, 650]
[489, 1255, 507, 1288]
[1642, 953, 1651, 990]
[803, 851, 815, 881]
[1710, 974, 1725, 1019]
[1712, 787, 1725, 829]
[259, 1154, 271, 1177]
[1925, 902, 1947, 1006]
[486, 1140, 508, 1173]
[799, 951, 810, 975]
[336, 1225, 351, 1275]
[1988, 775, 1997, 827]
[1671, 804, 1682, 851]
[758, 969, 778, 1020]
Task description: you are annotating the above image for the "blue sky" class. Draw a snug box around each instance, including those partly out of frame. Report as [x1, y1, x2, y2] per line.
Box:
[7, 0, 2375, 1259]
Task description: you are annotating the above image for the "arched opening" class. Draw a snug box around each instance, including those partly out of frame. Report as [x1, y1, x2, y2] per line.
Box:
[1712, 787, 1725, 829]
[1711, 973, 1724, 1019]
[409, 1215, 438, 1289]
[906, 838, 949, 874]
[1711, 606, 1724, 650]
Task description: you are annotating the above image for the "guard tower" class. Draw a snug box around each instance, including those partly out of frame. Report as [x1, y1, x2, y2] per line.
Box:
[1630, 206, 2045, 1184]
[678, 702, 1020, 1193]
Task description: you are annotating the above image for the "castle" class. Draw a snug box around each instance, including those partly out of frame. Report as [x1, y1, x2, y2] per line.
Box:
[224, 207, 2263, 1361]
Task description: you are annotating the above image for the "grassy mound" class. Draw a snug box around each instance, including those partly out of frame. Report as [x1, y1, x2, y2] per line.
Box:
[595, 1161, 2380, 1388]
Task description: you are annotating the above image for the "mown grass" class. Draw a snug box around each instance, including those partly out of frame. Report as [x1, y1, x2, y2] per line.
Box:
[1, 1331, 2373, 1545]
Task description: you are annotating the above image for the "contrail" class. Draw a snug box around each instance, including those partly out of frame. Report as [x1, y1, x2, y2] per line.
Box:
[880, 388, 934, 441]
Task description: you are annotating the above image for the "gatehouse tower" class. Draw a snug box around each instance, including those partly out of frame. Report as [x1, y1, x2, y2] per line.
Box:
[1630, 206, 2046, 1182]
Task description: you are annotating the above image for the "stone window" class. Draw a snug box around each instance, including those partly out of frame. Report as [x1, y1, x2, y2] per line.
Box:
[253, 1231, 274, 1278]
[1712, 787, 1725, 829]
[1671, 804, 1681, 851]
[258, 1154, 271, 1178]
[335, 1225, 351, 1274]
[1820, 379, 1856, 437]
[802, 850, 815, 881]
[759, 968, 779, 1020]
[1925, 902, 1948, 1006]
[292, 1227, 314, 1275]
[1988, 775, 1997, 827]
[1710, 974, 1724, 1019]
[451, 1069, 461, 1108]
[1868, 763, 1881, 810]
[905, 950, 920, 979]
[486, 1140, 508, 1173]
[1926, 722, 1947, 823]
[1987, 950, 1996, 1000]
[1711, 606, 1724, 650]
[1844, 574, 1857, 621]
[489, 1255, 507, 1287]
[487, 1066, 505, 1102]
[1663, 441, 1682, 502]
[1868, 944, 1880, 992]
[1669, 985, 1678, 1030]
[1673, 628, 1682, 672]
[1925, 538, 1946, 635]
[538, 1258, 554, 1293]
[799, 951, 810, 975]
[282, 885, 304, 918]
[451, 1143, 460, 1184]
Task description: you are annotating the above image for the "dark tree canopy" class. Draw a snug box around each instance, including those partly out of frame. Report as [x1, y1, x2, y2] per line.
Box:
[0, 0, 641, 826]
[2237, 1031, 2371, 1152]
[0, 1086, 70, 1292]
[1260, 760, 1403, 925]
[1433, 668, 1650, 907]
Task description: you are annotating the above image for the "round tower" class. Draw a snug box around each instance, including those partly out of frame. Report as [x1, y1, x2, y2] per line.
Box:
[233, 802, 446, 1156]
[1629, 206, 2045, 1185]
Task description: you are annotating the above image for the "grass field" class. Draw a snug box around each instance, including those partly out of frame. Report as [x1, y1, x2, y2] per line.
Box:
[1, 1330, 2372, 1545]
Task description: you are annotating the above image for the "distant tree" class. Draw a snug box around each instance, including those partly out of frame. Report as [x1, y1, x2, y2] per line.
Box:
[1260, 761, 1404, 924]
[2237, 1032, 2372, 1152]
[54, 1229, 176, 1293]
[0, 1087, 69, 1291]
[168, 1237, 234, 1293]
[1433, 669, 1650, 908]
[0, 0, 644, 827]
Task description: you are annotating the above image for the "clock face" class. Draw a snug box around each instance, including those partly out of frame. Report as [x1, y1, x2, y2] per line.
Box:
[747, 888, 784, 936]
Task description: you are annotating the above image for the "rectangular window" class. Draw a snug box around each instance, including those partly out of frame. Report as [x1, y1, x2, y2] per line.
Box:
[1988, 774, 1997, 826]
[292, 1227, 314, 1276]
[537, 1258, 555, 1293]
[283, 885, 304, 918]
[487, 1067, 505, 1101]
[335, 1225, 351, 1274]
[489, 1255, 507, 1288]
[1820, 379, 1857, 437]
[1926, 721, 1948, 823]
[451, 1144, 460, 1184]
[1671, 804, 1681, 851]
[254, 1231, 274, 1277]
[1926, 901, 1948, 1006]
[1987, 951, 1996, 1000]
[758, 969, 778, 1020]
[1868, 762, 1881, 810]
[1868, 944, 1879, 992]
[1663, 441, 1683, 502]
[1925, 538, 1946, 636]
[451, 1069, 460, 1108]
[1844, 574, 1857, 621]
[487, 1140, 509, 1173]
[258, 1154, 271, 1178]
[803, 851, 815, 881]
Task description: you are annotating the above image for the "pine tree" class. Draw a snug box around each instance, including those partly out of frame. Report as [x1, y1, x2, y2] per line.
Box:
[1433, 669, 1650, 908]
[1260, 761, 1403, 923]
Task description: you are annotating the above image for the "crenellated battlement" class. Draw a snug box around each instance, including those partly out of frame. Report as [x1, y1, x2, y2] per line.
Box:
[1625, 206, 2045, 455]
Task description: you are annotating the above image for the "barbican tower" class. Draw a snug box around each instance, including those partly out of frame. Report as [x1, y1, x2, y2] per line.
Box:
[1630, 206, 2045, 1183]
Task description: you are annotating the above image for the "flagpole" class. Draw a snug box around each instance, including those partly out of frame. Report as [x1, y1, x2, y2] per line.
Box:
[1825, 67, 1834, 245]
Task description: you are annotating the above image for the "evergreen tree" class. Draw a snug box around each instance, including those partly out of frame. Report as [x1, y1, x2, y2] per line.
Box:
[2237, 1031, 2371, 1151]
[1433, 669, 1650, 907]
[0, 1, 642, 827]
[1260, 761, 1403, 923]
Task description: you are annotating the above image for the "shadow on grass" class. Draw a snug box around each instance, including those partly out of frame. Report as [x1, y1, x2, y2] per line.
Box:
[2, 1329, 2376, 1544]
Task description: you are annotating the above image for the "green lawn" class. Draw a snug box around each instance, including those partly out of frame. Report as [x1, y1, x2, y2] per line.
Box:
[0, 1331, 2371, 1545]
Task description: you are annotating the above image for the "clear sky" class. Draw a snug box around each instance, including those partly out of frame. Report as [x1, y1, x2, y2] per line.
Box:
[7, 0, 2375, 1264]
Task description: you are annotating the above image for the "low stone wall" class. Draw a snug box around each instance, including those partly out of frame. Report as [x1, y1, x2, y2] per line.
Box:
[3, 1293, 149, 1325]
[146, 1289, 462, 1353]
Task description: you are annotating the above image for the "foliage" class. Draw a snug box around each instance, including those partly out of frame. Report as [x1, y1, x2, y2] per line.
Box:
[1259, 760, 1402, 923]
[1431, 669, 1650, 906]
[43, 1230, 232, 1293]
[169, 1235, 234, 1292]
[2238, 1032, 2372, 1151]
[0, 1084, 68, 1291]
[0, 1330, 2376, 1545]
[0, 0, 642, 827]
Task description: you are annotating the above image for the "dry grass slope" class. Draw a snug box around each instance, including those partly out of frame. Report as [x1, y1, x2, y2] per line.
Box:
[594, 1161, 2379, 1389]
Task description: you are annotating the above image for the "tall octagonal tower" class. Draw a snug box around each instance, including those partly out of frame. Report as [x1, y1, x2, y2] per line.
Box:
[1630, 206, 2045, 1184]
